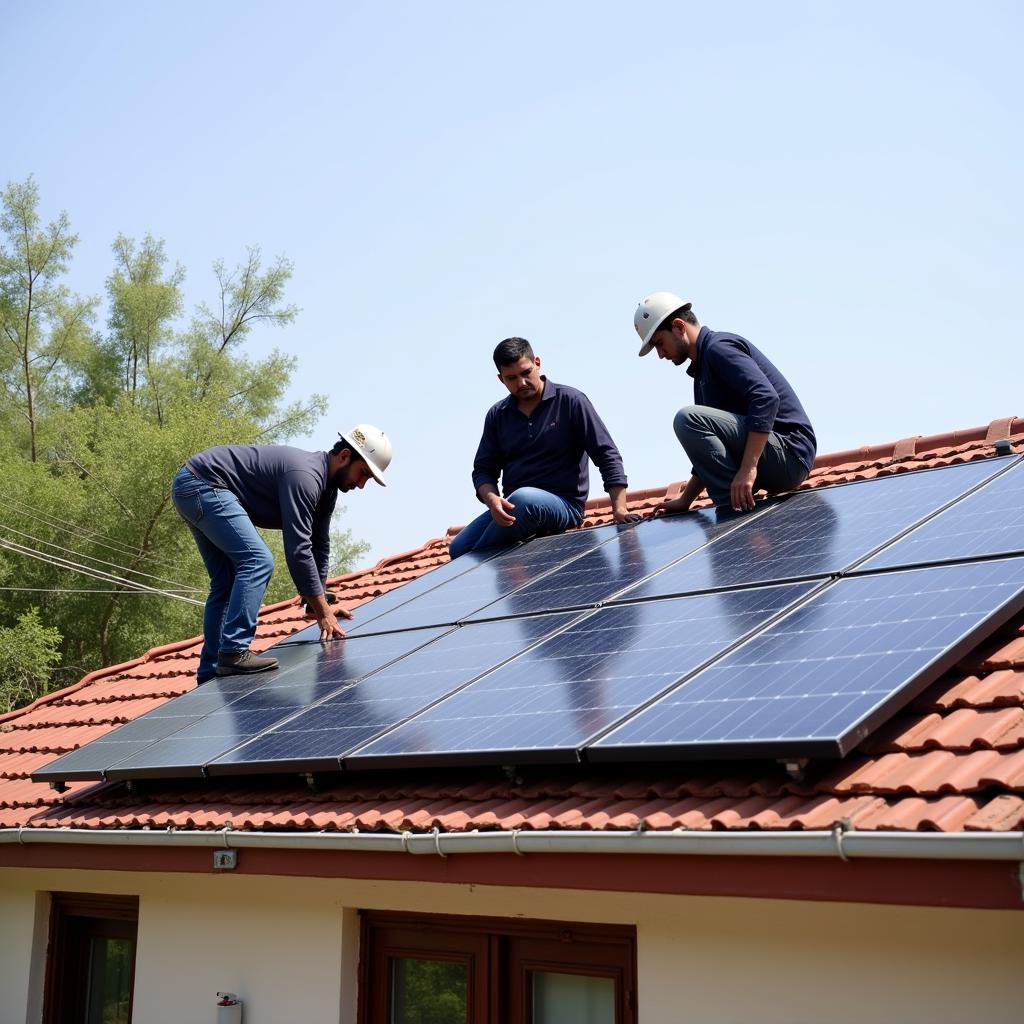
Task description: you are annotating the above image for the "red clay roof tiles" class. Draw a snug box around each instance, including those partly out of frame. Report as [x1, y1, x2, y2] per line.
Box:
[2, 420, 1023, 837]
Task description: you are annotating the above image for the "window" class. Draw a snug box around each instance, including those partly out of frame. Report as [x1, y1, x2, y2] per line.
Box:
[360, 911, 636, 1024]
[43, 892, 139, 1024]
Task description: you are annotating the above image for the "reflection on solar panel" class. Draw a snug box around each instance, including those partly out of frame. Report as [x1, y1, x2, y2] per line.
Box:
[346, 526, 617, 635]
[35, 627, 449, 783]
[621, 457, 1010, 601]
[592, 557, 1024, 760]
[33, 453, 1024, 787]
[860, 458, 1024, 571]
[463, 509, 729, 619]
[209, 612, 578, 775]
[349, 583, 813, 768]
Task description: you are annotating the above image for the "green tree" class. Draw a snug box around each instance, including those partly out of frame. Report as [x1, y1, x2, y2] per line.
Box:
[0, 178, 367, 694]
[0, 608, 62, 714]
[0, 177, 96, 460]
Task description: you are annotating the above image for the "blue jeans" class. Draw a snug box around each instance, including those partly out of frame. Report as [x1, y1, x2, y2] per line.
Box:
[673, 405, 809, 509]
[449, 487, 583, 559]
[171, 467, 275, 683]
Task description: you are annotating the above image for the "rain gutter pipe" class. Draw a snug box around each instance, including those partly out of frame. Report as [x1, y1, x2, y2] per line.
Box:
[2, 827, 1022, 862]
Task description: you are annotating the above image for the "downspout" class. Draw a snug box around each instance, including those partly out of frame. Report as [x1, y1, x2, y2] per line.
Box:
[2, 826, 1023, 861]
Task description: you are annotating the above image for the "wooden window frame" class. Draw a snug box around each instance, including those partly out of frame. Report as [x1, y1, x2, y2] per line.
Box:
[43, 892, 139, 1024]
[359, 910, 636, 1024]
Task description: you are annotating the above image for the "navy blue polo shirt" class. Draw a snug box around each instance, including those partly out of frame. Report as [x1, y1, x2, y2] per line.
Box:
[186, 445, 337, 597]
[687, 327, 817, 471]
[470, 378, 628, 511]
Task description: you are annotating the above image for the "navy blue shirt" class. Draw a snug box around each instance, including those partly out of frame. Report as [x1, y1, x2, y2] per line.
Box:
[186, 445, 337, 598]
[688, 327, 817, 471]
[471, 378, 628, 511]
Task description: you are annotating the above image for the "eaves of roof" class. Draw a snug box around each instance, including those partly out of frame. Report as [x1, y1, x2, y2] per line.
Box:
[1, 417, 1022, 849]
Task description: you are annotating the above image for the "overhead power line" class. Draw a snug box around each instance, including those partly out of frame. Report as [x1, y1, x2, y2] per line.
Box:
[0, 537, 204, 606]
[0, 520, 202, 593]
[0, 494, 185, 572]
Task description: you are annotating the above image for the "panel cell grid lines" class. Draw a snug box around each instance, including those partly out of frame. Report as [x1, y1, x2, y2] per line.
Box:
[347, 582, 814, 768]
[35, 627, 449, 783]
[592, 556, 1024, 761]
[861, 458, 1024, 571]
[617, 456, 1011, 602]
[210, 612, 580, 774]
[345, 526, 618, 635]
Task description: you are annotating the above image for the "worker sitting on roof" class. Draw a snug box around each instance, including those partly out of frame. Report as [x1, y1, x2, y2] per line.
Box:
[634, 292, 817, 516]
[449, 337, 640, 559]
[171, 426, 391, 682]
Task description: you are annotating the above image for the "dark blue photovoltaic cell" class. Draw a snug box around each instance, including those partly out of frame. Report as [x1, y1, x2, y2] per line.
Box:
[80, 628, 449, 781]
[32, 672, 276, 781]
[861, 459, 1024, 571]
[345, 526, 617, 635]
[348, 582, 813, 767]
[618, 457, 1010, 602]
[210, 613, 578, 773]
[463, 510, 730, 620]
[591, 557, 1024, 760]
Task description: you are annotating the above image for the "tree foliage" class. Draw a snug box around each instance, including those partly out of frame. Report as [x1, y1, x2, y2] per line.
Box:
[0, 177, 366, 709]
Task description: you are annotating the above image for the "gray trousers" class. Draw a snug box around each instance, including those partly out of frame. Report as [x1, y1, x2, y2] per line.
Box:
[674, 405, 809, 508]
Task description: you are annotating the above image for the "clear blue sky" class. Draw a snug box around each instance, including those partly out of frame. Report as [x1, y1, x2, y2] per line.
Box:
[4, 2, 1021, 566]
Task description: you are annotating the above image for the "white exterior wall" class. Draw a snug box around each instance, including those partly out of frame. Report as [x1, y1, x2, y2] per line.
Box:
[2, 866, 1022, 1024]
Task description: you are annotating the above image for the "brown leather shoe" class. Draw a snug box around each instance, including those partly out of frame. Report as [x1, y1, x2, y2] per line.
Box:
[216, 650, 279, 676]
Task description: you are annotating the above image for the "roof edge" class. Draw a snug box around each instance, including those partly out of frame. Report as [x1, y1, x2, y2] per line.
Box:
[2, 826, 1022, 862]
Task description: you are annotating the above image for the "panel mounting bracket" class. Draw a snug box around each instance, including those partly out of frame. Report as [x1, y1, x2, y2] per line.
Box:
[779, 757, 809, 782]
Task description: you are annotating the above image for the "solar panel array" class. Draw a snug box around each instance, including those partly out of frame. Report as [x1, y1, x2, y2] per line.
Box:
[35, 454, 1024, 785]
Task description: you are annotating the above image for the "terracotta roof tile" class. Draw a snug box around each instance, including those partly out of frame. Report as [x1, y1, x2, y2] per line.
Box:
[3, 420, 1024, 837]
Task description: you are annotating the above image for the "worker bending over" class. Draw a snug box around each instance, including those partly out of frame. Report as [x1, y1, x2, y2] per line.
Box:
[172, 426, 391, 682]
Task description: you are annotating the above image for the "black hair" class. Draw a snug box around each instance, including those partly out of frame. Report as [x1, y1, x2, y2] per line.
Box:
[662, 304, 698, 329]
[330, 438, 368, 470]
[492, 336, 534, 370]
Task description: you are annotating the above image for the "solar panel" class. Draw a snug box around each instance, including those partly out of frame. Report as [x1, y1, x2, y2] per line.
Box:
[345, 526, 618, 635]
[860, 458, 1024, 571]
[462, 508, 731, 620]
[35, 627, 449, 783]
[617, 457, 1011, 602]
[347, 582, 814, 768]
[591, 556, 1024, 761]
[209, 612, 579, 775]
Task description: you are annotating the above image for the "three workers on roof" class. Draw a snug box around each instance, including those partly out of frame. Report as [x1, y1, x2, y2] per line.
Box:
[174, 294, 814, 682]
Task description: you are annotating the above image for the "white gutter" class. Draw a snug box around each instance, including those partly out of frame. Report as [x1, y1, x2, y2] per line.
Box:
[2, 826, 1022, 862]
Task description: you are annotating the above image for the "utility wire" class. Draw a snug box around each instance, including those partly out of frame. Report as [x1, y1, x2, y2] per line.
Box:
[0, 494, 184, 571]
[0, 537, 204, 606]
[0, 521, 202, 593]
[0, 587, 199, 595]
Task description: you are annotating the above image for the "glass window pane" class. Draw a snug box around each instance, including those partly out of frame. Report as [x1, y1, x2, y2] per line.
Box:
[86, 936, 134, 1024]
[532, 971, 615, 1024]
[390, 957, 467, 1024]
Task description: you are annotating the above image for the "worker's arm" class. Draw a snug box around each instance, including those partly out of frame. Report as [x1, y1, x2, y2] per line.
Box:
[607, 485, 640, 524]
[475, 482, 516, 526]
[730, 430, 769, 511]
[302, 591, 352, 642]
[654, 473, 706, 516]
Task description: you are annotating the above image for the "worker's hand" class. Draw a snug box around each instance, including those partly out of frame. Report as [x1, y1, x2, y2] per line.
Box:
[612, 507, 642, 524]
[486, 493, 516, 527]
[652, 495, 694, 518]
[317, 613, 347, 642]
[730, 466, 758, 512]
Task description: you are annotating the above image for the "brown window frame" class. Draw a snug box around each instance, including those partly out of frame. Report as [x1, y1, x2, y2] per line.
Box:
[43, 892, 139, 1024]
[359, 910, 636, 1024]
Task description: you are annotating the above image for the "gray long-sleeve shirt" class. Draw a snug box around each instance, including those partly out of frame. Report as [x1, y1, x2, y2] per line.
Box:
[186, 445, 337, 597]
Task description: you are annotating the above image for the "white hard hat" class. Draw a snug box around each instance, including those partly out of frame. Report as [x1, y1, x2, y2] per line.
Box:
[339, 423, 392, 486]
[634, 291, 691, 356]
